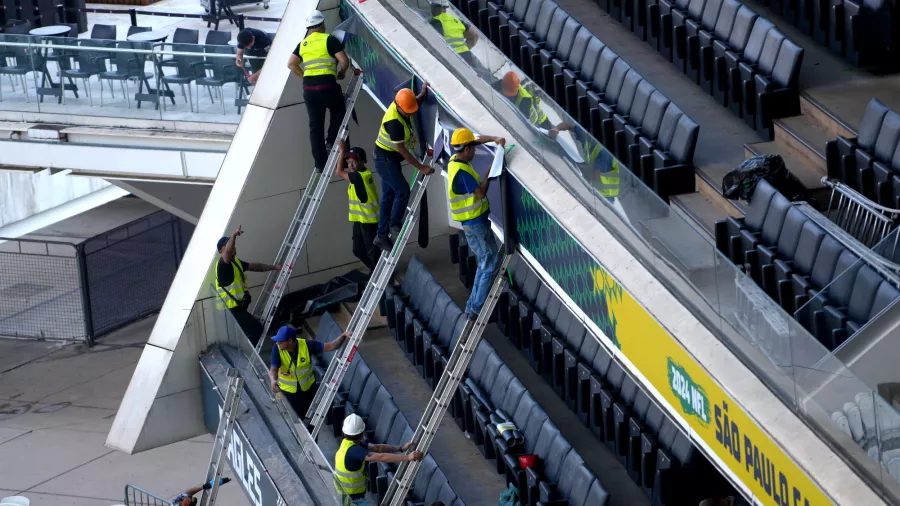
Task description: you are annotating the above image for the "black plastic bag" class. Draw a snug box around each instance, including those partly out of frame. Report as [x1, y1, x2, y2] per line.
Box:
[722, 154, 808, 202]
[274, 269, 369, 326]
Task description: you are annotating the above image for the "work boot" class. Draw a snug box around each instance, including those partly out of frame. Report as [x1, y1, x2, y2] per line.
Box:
[389, 225, 402, 241]
[374, 234, 393, 252]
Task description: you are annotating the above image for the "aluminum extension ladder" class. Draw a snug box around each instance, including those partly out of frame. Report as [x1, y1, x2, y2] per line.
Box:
[251, 68, 365, 354]
[304, 163, 436, 440]
[380, 254, 512, 506]
[198, 368, 244, 506]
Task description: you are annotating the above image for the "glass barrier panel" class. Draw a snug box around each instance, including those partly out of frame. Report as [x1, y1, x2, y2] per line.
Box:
[0, 34, 43, 114]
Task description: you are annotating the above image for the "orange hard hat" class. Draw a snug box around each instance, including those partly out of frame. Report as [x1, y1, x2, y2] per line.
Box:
[501, 72, 520, 97]
[395, 88, 419, 114]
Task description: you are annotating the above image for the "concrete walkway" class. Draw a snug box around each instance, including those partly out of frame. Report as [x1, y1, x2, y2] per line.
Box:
[0, 316, 248, 506]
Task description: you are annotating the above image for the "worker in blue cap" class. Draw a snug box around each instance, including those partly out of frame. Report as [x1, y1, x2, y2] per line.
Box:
[215, 224, 282, 345]
[269, 324, 350, 417]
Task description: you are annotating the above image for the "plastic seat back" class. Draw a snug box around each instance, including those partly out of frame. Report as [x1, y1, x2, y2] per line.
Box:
[641, 92, 671, 139]
[615, 70, 643, 115]
[809, 237, 844, 289]
[712, 0, 740, 39]
[759, 194, 791, 246]
[770, 39, 803, 88]
[757, 28, 786, 76]
[667, 115, 699, 163]
[656, 104, 685, 151]
[591, 48, 619, 94]
[603, 59, 631, 105]
[858, 98, 891, 150]
[741, 17, 773, 64]
[579, 37, 605, 78]
[792, 221, 826, 275]
[566, 28, 592, 71]
[727, 6, 758, 51]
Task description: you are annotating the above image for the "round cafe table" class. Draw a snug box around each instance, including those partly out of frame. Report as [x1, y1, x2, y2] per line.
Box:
[126, 30, 169, 43]
[29, 25, 71, 37]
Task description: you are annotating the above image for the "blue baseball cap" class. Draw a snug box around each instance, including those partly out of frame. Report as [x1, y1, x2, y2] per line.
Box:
[272, 326, 297, 342]
[216, 236, 229, 251]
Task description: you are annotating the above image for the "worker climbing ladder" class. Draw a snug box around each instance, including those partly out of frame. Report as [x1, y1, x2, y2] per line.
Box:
[251, 67, 365, 354]
[305, 163, 436, 440]
[198, 368, 244, 506]
[380, 254, 513, 506]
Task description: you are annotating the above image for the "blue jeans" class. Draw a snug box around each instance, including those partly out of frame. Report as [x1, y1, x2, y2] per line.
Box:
[342, 496, 370, 506]
[374, 150, 410, 237]
[463, 219, 499, 314]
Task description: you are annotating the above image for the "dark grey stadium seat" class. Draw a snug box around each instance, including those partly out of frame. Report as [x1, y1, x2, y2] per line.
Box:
[808, 250, 861, 347]
[518, 1, 560, 76]
[622, 90, 670, 170]
[821, 266, 881, 348]
[740, 192, 791, 281]
[424, 309, 463, 381]
[537, 17, 579, 91]
[716, 179, 778, 264]
[562, 37, 605, 115]
[587, 58, 631, 138]
[550, 27, 592, 105]
[708, 6, 758, 104]
[854, 111, 900, 199]
[578, 344, 612, 425]
[596, 70, 643, 146]
[755, 206, 807, 291]
[791, 235, 843, 315]
[826, 98, 889, 191]
[752, 39, 804, 138]
[506, 0, 545, 64]
[576, 48, 618, 127]
[737, 28, 785, 127]
[693, 0, 741, 87]
[646, 113, 699, 200]
[414, 290, 454, 374]
[668, 0, 707, 64]
[677, 0, 722, 75]
[725, 17, 773, 116]
[771, 221, 825, 311]
[609, 79, 655, 156]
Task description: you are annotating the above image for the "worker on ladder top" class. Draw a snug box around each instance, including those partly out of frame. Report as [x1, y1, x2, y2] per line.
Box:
[215, 226, 282, 346]
[288, 10, 351, 172]
[337, 143, 382, 272]
[269, 325, 349, 419]
[373, 86, 434, 252]
[428, 0, 479, 66]
[447, 127, 505, 319]
[335, 414, 423, 505]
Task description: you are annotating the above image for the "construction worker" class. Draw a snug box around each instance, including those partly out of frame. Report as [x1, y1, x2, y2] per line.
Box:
[171, 478, 230, 505]
[337, 143, 381, 272]
[428, 0, 478, 66]
[236, 28, 272, 84]
[499, 72, 552, 129]
[215, 226, 282, 345]
[288, 10, 351, 172]
[570, 127, 620, 203]
[335, 413, 423, 504]
[269, 325, 350, 418]
[373, 86, 434, 252]
[447, 127, 506, 318]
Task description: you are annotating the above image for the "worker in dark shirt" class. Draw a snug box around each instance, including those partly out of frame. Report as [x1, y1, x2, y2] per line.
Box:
[236, 28, 272, 84]
[215, 226, 281, 345]
[287, 10, 351, 173]
[269, 325, 349, 418]
[428, 0, 478, 66]
[373, 86, 434, 252]
[335, 413, 423, 504]
[338, 143, 381, 271]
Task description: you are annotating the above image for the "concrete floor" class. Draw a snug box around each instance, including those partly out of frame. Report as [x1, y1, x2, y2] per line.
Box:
[385, 239, 651, 506]
[0, 316, 249, 506]
[0, 0, 284, 124]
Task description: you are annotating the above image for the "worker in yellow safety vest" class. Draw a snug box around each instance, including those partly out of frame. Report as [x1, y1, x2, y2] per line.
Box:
[499, 71, 552, 128]
[429, 0, 479, 66]
[215, 226, 281, 345]
[288, 10, 351, 172]
[447, 127, 506, 319]
[269, 325, 349, 418]
[334, 414, 423, 504]
[337, 143, 381, 272]
[373, 86, 434, 252]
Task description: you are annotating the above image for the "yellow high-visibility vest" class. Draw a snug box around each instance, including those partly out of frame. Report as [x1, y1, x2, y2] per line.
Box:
[513, 86, 548, 126]
[583, 139, 620, 198]
[277, 340, 315, 393]
[334, 439, 368, 496]
[447, 154, 490, 222]
[375, 102, 417, 153]
[433, 12, 469, 54]
[298, 32, 337, 78]
[215, 258, 247, 309]
[348, 169, 380, 223]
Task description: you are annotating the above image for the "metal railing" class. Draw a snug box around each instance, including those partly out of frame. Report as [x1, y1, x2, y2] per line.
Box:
[0, 36, 264, 122]
[822, 178, 900, 255]
[123, 484, 170, 506]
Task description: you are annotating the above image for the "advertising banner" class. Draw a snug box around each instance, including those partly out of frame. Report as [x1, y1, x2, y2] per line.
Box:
[509, 179, 831, 506]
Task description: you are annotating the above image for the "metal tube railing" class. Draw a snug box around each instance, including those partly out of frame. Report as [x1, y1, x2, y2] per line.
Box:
[123, 484, 170, 506]
[822, 177, 900, 258]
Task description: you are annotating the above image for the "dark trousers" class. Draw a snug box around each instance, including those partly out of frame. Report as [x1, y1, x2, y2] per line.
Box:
[283, 383, 318, 419]
[374, 150, 410, 237]
[352, 222, 381, 271]
[230, 307, 263, 346]
[304, 85, 347, 171]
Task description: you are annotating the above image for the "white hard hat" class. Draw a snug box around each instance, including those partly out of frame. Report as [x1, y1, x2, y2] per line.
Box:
[343, 413, 365, 436]
[306, 10, 326, 27]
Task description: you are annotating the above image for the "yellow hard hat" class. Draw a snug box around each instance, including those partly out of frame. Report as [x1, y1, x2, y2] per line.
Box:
[451, 127, 475, 148]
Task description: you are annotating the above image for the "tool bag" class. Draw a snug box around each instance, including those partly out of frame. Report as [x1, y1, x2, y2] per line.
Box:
[722, 154, 808, 202]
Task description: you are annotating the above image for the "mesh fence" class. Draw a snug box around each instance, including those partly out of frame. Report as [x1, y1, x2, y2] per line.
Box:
[81, 211, 195, 338]
[0, 239, 87, 341]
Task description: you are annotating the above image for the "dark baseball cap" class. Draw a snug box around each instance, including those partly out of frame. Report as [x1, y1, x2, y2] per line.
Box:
[216, 236, 229, 251]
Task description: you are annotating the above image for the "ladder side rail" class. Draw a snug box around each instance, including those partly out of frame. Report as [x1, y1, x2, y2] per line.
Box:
[252, 71, 366, 352]
[305, 170, 433, 438]
[380, 254, 511, 506]
[199, 370, 244, 506]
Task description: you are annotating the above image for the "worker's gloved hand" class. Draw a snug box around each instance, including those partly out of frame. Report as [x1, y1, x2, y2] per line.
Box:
[220, 478, 232, 485]
[337, 71, 346, 80]
[202, 483, 212, 490]
[407, 451, 424, 462]
[418, 164, 434, 176]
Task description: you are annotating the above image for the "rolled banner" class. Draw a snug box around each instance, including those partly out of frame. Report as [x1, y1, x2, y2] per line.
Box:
[495, 421, 524, 448]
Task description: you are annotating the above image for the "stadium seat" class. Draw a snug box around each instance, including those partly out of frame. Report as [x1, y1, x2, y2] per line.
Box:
[707, 6, 758, 104]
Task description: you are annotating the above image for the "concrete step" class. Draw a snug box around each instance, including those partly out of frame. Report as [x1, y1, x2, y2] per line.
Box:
[744, 140, 826, 191]
[670, 192, 741, 241]
[694, 170, 747, 218]
[774, 115, 830, 169]
[800, 93, 856, 140]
